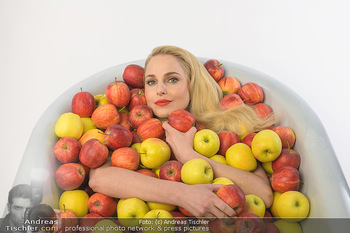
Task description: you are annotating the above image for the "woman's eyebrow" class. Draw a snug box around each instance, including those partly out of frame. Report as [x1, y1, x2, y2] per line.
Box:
[164, 72, 181, 76]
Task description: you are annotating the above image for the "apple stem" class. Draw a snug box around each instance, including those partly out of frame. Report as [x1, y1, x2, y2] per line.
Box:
[119, 106, 126, 112]
[218, 63, 223, 67]
[287, 141, 291, 153]
[115, 77, 117, 83]
[80, 87, 83, 92]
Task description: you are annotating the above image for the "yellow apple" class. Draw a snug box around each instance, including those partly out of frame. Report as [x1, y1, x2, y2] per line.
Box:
[147, 201, 177, 212]
[79, 128, 105, 145]
[153, 168, 160, 178]
[81, 117, 97, 134]
[276, 191, 310, 222]
[142, 209, 175, 233]
[262, 161, 273, 174]
[181, 158, 213, 184]
[193, 129, 220, 157]
[226, 143, 257, 172]
[251, 129, 282, 162]
[241, 194, 266, 217]
[55, 112, 83, 140]
[92, 219, 123, 233]
[212, 177, 234, 185]
[117, 197, 149, 228]
[58, 190, 89, 217]
[131, 142, 142, 153]
[270, 191, 282, 218]
[94, 94, 109, 106]
[209, 154, 227, 165]
[139, 138, 171, 169]
[273, 220, 302, 233]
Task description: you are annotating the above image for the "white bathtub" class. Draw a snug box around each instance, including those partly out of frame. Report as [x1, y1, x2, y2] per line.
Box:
[9, 59, 350, 232]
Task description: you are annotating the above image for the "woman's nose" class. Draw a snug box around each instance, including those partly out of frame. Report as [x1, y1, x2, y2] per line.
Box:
[157, 83, 167, 95]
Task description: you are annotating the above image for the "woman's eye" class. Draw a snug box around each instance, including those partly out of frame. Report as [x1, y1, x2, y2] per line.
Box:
[146, 80, 156, 86]
[168, 77, 178, 83]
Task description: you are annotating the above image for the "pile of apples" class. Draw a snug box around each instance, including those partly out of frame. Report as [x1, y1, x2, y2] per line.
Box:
[52, 60, 310, 233]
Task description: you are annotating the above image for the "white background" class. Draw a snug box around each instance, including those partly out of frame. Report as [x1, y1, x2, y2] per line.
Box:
[1, 0, 349, 213]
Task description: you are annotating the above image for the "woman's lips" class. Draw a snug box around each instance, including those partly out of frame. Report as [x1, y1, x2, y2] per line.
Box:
[155, 99, 172, 106]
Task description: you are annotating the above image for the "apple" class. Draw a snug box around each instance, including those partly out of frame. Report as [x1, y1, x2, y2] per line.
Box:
[216, 184, 246, 216]
[204, 59, 224, 82]
[104, 124, 133, 150]
[105, 80, 131, 108]
[181, 158, 213, 184]
[159, 160, 183, 182]
[218, 76, 241, 96]
[264, 222, 280, 233]
[52, 208, 79, 233]
[111, 147, 140, 171]
[209, 154, 227, 165]
[58, 190, 90, 218]
[117, 197, 149, 228]
[251, 130, 282, 162]
[132, 130, 143, 144]
[79, 213, 103, 233]
[241, 133, 257, 148]
[147, 201, 177, 212]
[139, 138, 171, 169]
[128, 88, 147, 110]
[272, 148, 301, 171]
[91, 103, 120, 130]
[72, 90, 96, 117]
[55, 163, 86, 191]
[118, 111, 132, 131]
[54, 137, 81, 163]
[238, 82, 264, 105]
[142, 209, 175, 233]
[94, 94, 109, 107]
[128, 105, 153, 129]
[168, 109, 196, 133]
[170, 211, 187, 233]
[195, 121, 206, 131]
[79, 138, 109, 169]
[261, 161, 273, 175]
[270, 166, 300, 193]
[193, 129, 220, 158]
[178, 206, 193, 217]
[88, 192, 117, 217]
[209, 218, 236, 233]
[92, 219, 123, 233]
[136, 169, 158, 178]
[79, 128, 105, 146]
[212, 177, 234, 185]
[122, 64, 144, 88]
[273, 220, 302, 233]
[253, 103, 273, 119]
[226, 143, 257, 172]
[241, 194, 266, 218]
[272, 126, 296, 149]
[235, 213, 266, 233]
[218, 130, 240, 156]
[79, 183, 95, 197]
[219, 93, 244, 110]
[137, 118, 165, 141]
[263, 210, 274, 223]
[81, 117, 97, 134]
[275, 191, 310, 222]
[55, 112, 83, 140]
[270, 192, 282, 218]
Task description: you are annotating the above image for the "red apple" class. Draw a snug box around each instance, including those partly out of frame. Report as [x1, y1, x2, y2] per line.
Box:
[235, 213, 266, 233]
[238, 82, 264, 105]
[169, 211, 187, 233]
[137, 118, 165, 141]
[52, 208, 79, 233]
[79, 213, 103, 233]
[209, 218, 237, 233]
[79, 138, 109, 169]
[54, 137, 81, 163]
[253, 103, 273, 119]
[88, 192, 117, 217]
[263, 209, 274, 223]
[272, 148, 301, 171]
[204, 59, 224, 82]
[217, 185, 246, 216]
[159, 160, 183, 182]
[55, 163, 86, 191]
[132, 130, 143, 144]
[270, 166, 300, 193]
[71, 90, 96, 117]
[105, 80, 131, 108]
[119, 111, 132, 131]
[128, 105, 153, 129]
[220, 93, 244, 110]
[195, 121, 206, 131]
[265, 222, 280, 233]
[218, 76, 241, 96]
[241, 133, 257, 148]
[128, 88, 147, 110]
[122, 64, 144, 88]
[104, 124, 133, 150]
[178, 206, 193, 217]
[111, 147, 140, 171]
[91, 103, 120, 130]
[218, 131, 240, 156]
[168, 109, 196, 133]
[136, 169, 158, 178]
[272, 126, 296, 149]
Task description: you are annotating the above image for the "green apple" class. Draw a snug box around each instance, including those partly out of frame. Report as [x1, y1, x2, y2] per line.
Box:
[212, 177, 234, 185]
[226, 143, 257, 172]
[139, 138, 171, 169]
[241, 194, 266, 217]
[262, 161, 273, 175]
[193, 129, 220, 157]
[92, 219, 123, 233]
[94, 94, 109, 106]
[81, 117, 97, 134]
[273, 220, 302, 233]
[276, 191, 310, 222]
[147, 201, 177, 212]
[117, 197, 149, 228]
[181, 158, 213, 184]
[251, 130, 282, 162]
[55, 112, 83, 140]
[142, 209, 175, 233]
[131, 143, 142, 153]
[209, 154, 227, 165]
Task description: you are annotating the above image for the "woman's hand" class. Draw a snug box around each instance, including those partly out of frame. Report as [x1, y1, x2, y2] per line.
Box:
[162, 121, 198, 163]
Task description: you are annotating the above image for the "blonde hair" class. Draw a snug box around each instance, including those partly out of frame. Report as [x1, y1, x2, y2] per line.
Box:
[145, 45, 275, 136]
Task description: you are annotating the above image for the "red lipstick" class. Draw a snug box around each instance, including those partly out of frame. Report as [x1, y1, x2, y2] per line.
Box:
[155, 99, 172, 106]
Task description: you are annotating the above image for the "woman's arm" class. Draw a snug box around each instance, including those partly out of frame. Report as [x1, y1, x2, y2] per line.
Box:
[88, 158, 235, 217]
[162, 122, 273, 208]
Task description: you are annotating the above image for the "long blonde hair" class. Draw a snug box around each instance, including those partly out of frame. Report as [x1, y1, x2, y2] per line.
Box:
[144, 45, 275, 136]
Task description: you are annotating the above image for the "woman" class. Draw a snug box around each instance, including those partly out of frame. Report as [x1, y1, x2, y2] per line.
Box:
[89, 45, 275, 218]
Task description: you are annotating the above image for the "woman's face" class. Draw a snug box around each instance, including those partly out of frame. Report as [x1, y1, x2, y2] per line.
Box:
[144, 54, 190, 119]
